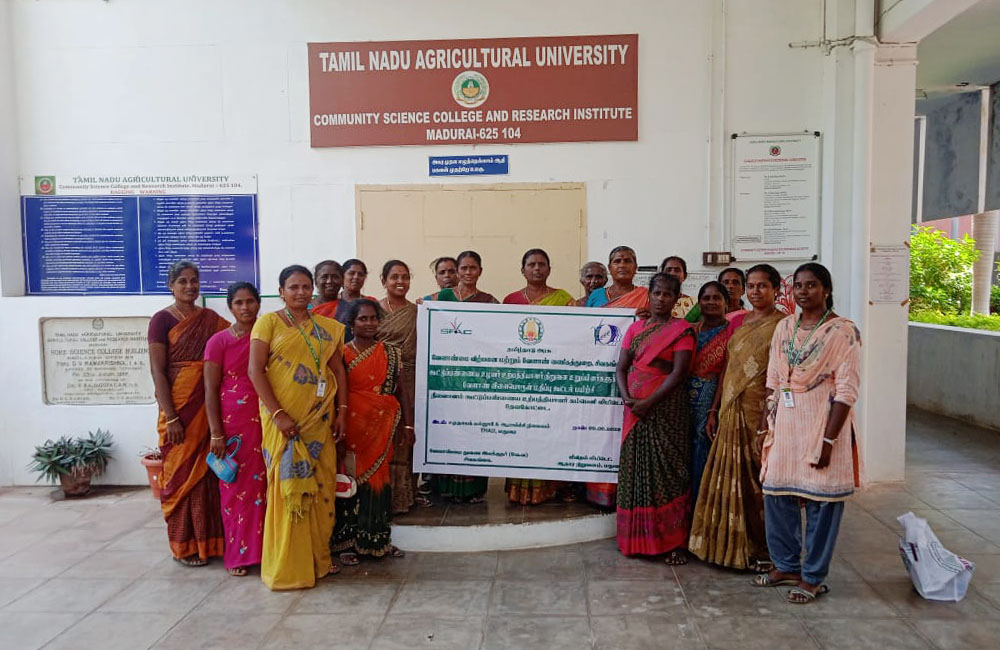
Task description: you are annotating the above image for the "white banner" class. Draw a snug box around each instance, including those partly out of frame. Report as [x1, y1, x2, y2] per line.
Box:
[414, 302, 636, 483]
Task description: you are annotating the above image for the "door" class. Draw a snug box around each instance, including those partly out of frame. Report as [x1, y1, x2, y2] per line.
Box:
[356, 183, 587, 301]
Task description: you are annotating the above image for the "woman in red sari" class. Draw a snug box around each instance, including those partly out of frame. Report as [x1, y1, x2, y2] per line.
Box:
[331, 299, 410, 562]
[585, 246, 648, 507]
[311, 260, 343, 319]
[148, 260, 230, 566]
[615, 273, 695, 564]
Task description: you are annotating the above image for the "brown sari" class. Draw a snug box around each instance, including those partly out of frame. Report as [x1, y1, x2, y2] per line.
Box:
[376, 301, 418, 513]
[151, 307, 230, 560]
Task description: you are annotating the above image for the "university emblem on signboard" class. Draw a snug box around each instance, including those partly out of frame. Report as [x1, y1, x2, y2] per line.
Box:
[769, 146, 781, 156]
[35, 176, 55, 195]
[452, 70, 490, 108]
[518, 317, 544, 345]
[593, 322, 622, 346]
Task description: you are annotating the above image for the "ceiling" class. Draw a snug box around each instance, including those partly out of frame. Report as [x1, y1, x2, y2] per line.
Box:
[916, 0, 1000, 95]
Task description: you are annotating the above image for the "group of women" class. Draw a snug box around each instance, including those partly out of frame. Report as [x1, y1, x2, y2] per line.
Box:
[148, 246, 861, 603]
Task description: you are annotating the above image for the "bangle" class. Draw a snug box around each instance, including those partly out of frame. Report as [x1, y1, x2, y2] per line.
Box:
[272, 408, 286, 419]
[823, 437, 837, 446]
[709, 408, 718, 413]
[404, 425, 414, 430]
[166, 416, 180, 425]
[211, 435, 224, 441]
[337, 405, 348, 411]
[756, 429, 768, 436]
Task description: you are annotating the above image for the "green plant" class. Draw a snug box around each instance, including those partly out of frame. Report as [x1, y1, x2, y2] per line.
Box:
[909, 226, 979, 314]
[991, 284, 1000, 315]
[28, 429, 114, 483]
[909, 310, 1000, 332]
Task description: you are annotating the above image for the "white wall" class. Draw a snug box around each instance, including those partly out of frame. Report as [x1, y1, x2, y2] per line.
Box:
[0, 0, 828, 484]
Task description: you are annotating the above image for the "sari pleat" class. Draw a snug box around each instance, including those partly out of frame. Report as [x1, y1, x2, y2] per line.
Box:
[154, 308, 230, 561]
[689, 311, 782, 569]
[377, 303, 418, 514]
[331, 342, 401, 556]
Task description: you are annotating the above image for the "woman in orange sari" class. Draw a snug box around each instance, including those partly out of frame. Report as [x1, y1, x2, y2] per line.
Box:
[585, 246, 648, 507]
[311, 260, 343, 319]
[148, 260, 230, 566]
[332, 299, 410, 562]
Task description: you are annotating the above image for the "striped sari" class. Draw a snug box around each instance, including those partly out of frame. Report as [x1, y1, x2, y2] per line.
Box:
[150, 307, 230, 561]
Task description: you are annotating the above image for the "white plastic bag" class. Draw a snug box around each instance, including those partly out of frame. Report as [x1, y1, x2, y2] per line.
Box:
[897, 511, 975, 602]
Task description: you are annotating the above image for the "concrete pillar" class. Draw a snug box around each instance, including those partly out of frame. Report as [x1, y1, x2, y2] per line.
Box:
[0, 0, 21, 295]
[856, 43, 918, 482]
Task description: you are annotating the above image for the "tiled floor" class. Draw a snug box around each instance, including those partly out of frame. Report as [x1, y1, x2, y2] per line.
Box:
[1, 407, 999, 650]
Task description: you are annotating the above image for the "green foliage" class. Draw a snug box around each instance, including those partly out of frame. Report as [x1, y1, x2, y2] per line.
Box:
[909, 310, 1000, 332]
[992, 284, 1000, 315]
[909, 226, 978, 314]
[28, 429, 114, 484]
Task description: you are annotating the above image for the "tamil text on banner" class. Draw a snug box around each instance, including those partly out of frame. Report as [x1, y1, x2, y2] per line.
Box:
[308, 35, 638, 147]
[414, 302, 636, 483]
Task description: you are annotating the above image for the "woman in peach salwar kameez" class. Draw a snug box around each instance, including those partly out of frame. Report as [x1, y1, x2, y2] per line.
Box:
[754, 263, 862, 605]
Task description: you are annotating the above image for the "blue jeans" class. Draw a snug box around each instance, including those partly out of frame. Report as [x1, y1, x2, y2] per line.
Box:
[764, 494, 844, 585]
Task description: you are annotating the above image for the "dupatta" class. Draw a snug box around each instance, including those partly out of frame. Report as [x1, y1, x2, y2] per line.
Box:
[622, 318, 694, 440]
[344, 342, 401, 489]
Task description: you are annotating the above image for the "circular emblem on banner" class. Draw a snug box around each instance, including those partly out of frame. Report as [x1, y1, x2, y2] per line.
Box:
[518, 317, 544, 345]
[769, 146, 782, 156]
[452, 71, 490, 108]
[91, 318, 105, 331]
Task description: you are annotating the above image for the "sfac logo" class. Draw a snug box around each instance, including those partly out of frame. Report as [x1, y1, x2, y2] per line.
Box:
[440, 318, 472, 335]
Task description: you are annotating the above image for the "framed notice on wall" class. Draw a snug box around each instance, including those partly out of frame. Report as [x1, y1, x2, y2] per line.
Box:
[731, 133, 821, 261]
[20, 174, 260, 295]
[308, 35, 638, 147]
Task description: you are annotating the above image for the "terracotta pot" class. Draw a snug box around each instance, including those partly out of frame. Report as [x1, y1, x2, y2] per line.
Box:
[59, 471, 93, 497]
[140, 455, 164, 500]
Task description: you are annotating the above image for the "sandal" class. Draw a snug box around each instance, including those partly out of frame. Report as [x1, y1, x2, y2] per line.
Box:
[327, 563, 341, 576]
[414, 496, 434, 508]
[173, 555, 207, 568]
[664, 551, 688, 566]
[338, 552, 361, 566]
[750, 559, 774, 574]
[388, 545, 405, 559]
[787, 584, 830, 604]
[466, 496, 486, 504]
[227, 566, 248, 577]
[752, 571, 800, 587]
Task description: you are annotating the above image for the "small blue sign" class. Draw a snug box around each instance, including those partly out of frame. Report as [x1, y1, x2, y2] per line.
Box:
[429, 155, 509, 177]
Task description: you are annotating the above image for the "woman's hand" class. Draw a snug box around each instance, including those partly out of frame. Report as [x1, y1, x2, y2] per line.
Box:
[275, 411, 299, 439]
[753, 429, 767, 457]
[165, 418, 185, 444]
[705, 411, 718, 440]
[635, 308, 651, 320]
[401, 426, 416, 447]
[332, 409, 348, 443]
[810, 443, 833, 470]
[629, 398, 652, 419]
[209, 433, 226, 458]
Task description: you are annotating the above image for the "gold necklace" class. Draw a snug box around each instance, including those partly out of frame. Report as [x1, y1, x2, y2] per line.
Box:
[230, 324, 250, 338]
[454, 286, 478, 302]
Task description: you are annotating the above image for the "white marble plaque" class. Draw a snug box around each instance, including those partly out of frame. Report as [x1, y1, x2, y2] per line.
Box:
[41, 317, 154, 405]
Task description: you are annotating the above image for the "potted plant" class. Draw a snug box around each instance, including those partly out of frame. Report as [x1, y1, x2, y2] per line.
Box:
[28, 429, 114, 497]
[139, 446, 164, 499]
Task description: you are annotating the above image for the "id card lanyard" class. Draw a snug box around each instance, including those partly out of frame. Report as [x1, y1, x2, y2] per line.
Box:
[285, 308, 327, 397]
[781, 308, 831, 408]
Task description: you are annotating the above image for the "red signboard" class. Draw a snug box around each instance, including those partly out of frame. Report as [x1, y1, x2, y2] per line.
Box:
[307, 35, 638, 147]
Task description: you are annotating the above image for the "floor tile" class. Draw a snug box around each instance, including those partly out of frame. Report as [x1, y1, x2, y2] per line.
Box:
[805, 618, 932, 649]
[695, 616, 818, 650]
[151, 611, 281, 650]
[370, 615, 485, 650]
[483, 616, 592, 650]
[497, 546, 586, 581]
[490, 579, 588, 615]
[62, 550, 169, 580]
[104, 526, 174, 552]
[868, 581, 1000, 619]
[840, 552, 913, 583]
[681, 575, 792, 619]
[783, 581, 899, 619]
[411, 551, 498, 580]
[4, 577, 130, 612]
[911, 618, 1000, 650]
[45, 611, 183, 650]
[0, 548, 92, 579]
[590, 615, 705, 650]
[584, 544, 677, 581]
[259, 614, 382, 650]
[389, 579, 492, 615]
[98, 578, 218, 613]
[200, 575, 302, 613]
[292, 579, 400, 614]
[0, 612, 83, 650]
[587, 579, 688, 616]
[0, 577, 45, 608]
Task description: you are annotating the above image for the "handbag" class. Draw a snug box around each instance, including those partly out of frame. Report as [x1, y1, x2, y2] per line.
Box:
[205, 436, 242, 484]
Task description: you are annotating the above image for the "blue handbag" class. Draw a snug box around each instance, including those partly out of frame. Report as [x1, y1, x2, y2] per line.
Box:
[205, 436, 241, 484]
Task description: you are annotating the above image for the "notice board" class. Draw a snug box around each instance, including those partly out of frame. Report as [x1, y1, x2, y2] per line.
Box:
[731, 133, 821, 261]
[21, 175, 259, 295]
[308, 35, 638, 147]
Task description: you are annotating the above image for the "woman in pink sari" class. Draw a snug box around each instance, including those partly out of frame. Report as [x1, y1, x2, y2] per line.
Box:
[204, 282, 265, 576]
[616, 273, 695, 564]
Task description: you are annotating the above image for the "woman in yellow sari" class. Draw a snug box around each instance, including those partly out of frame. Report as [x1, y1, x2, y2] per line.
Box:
[689, 264, 784, 570]
[502, 249, 574, 505]
[148, 261, 230, 566]
[249, 265, 348, 590]
[332, 300, 410, 562]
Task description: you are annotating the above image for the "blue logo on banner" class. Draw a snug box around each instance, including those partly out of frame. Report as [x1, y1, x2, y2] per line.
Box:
[429, 155, 509, 176]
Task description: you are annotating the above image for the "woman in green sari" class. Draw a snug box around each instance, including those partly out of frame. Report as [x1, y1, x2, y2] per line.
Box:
[502, 249, 574, 504]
